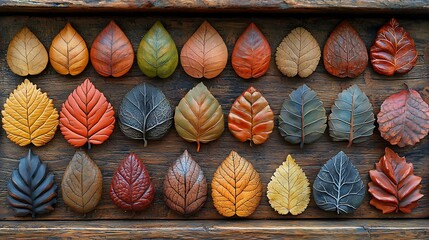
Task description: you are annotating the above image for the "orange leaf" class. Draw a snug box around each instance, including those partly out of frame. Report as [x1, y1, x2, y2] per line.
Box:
[59, 79, 115, 148]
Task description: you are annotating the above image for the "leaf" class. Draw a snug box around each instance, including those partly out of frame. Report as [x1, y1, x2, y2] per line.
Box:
[328, 84, 375, 147]
[90, 20, 134, 77]
[49, 23, 89, 76]
[7, 149, 57, 217]
[137, 21, 178, 78]
[61, 150, 103, 214]
[119, 83, 173, 147]
[323, 21, 368, 78]
[180, 21, 228, 79]
[368, 147, 423, 214]
[6, 27, 48, 76]
[211, 150, 262, 217]
[267, 155, 310, 215]
[377, 88, 429, 147]
[110, 153, 155, 211]
[59, 79, 115, 148]
[163, 150, 207, 216]
[231, 23, 271, 79]
[2, 79, 59, 147]
[370, 18, 418, 76]
[174, 82, 224, 152]
[279, 84, 327, 148]
[276, 27, 321, 78]
[313, 151, 365, 214]
[228, 86, 274, 145]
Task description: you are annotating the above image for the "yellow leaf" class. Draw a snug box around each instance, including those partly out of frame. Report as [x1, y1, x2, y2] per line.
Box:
[2, 79, 59, 146]
[267, 154, 310, 215]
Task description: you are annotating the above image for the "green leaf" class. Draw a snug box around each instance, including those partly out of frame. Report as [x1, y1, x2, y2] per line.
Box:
[137, 21, 178, 78]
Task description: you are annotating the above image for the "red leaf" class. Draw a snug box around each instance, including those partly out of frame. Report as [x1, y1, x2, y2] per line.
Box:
[110, 153, 155, 211]
[370, 18, 417, 76]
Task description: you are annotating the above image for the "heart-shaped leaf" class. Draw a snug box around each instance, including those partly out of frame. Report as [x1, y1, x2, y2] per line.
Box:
[279, 84, 327, 148]
[137, 21, 178, 78]
[323, 21, 368, 78]
[90, 20, 134, 77]
[328, 84, 375, 147]
[2, 79, 59, 147]
[7, 149, 57, 217]
[7, 27, 48, 76]
[62, 150, 102, 214]
[267, 155, 310, 215]
[180, 21, 228, 79]
[49, 23, 89, 76]
[370, 18, 418, 76]
[175, 82, 224, 152]
[377, 88, 429, 147]
[211, 150, 262, 217]
[110, 153, 155, 211]
[163, 150, 207, 216]
[119, 83, 173, 147]
[231, 23, 271, 79]
[368, 147, 423, 214]
[228, 86, 274, 145]
[313, 151, 365, 214]
[276, 27, 321, 78]
[59, 79, 115, 148]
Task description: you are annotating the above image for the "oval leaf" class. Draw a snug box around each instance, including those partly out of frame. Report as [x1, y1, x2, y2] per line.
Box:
[276, 27, 321, 78]
[370, 18, 418, 76]
[60, 79, 115, 148]
[7, 149, 57, 217]
[110, 153, 155, 211]
[267, 155, 310, 215]
[163, 150, 207, 216]
[137, 21, 178, 78]
[90, 20, 134, 77]
[369, 147, 423, 214]
[2, 79, 59, 147]
[232, 23, 271, 79]
[328, 84, 375, 147]
[7, 27, 48, 76]
[279, 84, 327, 148]
[180, 21, 228, 79]
[313, 151, 365, 214]
[49, 23, 89, 76]
[175, 82, 224, 152]
[323, 21, 368, 78]
[228, 86, 274, 145]
[377, 88, 429, 147]
[211, 150, 262, 217]
[119, 83, 173, 147]
[62, 150, 102, 214]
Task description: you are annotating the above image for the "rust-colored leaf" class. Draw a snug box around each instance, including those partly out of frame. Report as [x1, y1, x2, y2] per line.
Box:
[59, 79, 115, 148]
[228, 86, 274, 145]
[110, 153, 155, 212]
[368, 147, 423, 214]
[211, 151, 262, 217]
[231, 23, 271, 79]
[90, 20, 134, 77]
[377, 87, 429, 147]
[180, 21, 228, 79]
[323, 21, 368, 78]
[370, 18, 417, 76]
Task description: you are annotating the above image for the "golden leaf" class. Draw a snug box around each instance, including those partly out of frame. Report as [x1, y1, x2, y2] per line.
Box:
[267, 155, 310, 215]
[7, 27, 48, 76]
[211, 151, 262, 217]
[2, 79, 59, 146]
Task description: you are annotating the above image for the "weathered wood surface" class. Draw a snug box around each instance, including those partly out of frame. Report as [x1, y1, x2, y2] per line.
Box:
[0, 15, 428, 221]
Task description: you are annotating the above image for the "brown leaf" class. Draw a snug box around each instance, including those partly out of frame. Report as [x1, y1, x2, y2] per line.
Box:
[323, 21, 368, 78]
[180, 21, 228, 79]
[368, 147, 423, 214]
